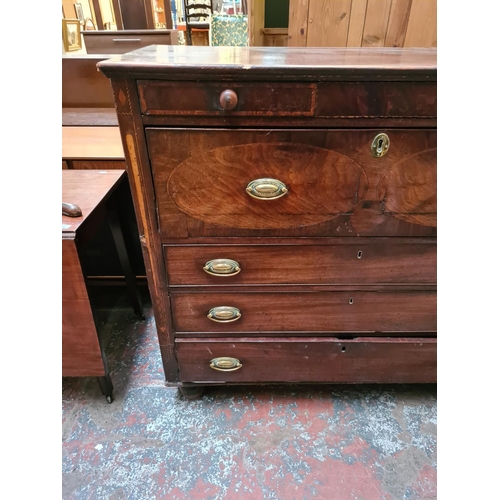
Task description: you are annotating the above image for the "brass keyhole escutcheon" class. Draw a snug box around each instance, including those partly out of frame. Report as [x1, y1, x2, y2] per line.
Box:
[371, 133, 390, 158]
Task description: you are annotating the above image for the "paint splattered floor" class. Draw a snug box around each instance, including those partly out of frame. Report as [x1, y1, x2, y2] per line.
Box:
[62, 287, 437, 500]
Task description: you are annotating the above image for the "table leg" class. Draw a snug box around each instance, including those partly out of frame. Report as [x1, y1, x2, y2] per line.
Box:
[97, 374, 114, 404]
[107, 205, 144, 319]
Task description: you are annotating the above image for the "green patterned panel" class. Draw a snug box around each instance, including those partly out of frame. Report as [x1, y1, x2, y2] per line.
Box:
[211, 14, 248, 46]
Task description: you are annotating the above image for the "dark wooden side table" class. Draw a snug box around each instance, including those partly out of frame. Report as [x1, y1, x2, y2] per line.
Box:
[62, 170, 143, 403]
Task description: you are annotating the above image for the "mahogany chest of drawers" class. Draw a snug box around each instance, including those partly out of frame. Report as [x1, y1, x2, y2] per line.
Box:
[98, 46, 437, 398]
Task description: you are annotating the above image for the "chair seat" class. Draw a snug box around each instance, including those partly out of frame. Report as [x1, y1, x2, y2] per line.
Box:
[188, 21, 210, 29]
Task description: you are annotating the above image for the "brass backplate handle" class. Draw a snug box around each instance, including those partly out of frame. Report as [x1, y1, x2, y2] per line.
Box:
[210, 357, 242, 372]
[207, 306, 242, 323]
[371, 133, 390, 157]
[246, 178, 288, 200]
[203, 259, 241, 277]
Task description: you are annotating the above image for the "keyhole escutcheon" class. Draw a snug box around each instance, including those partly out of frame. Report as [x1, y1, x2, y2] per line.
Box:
[371, 133, 390, 157]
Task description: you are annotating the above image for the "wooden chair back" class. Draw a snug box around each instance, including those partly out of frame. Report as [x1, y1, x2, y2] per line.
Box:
[183, 0, 213, 45]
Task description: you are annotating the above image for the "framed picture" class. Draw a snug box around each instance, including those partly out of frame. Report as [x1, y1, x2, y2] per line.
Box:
[84, 17, 96, 31]
[74, 3, 84, 23]
[62, 19, 82, 52]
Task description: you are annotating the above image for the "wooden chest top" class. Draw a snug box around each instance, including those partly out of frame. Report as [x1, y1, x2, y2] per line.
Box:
[97, 45, 437, 81]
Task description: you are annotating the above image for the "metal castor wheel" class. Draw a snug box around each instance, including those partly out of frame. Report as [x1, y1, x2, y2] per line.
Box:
[178, 386, 205, 400]
[106, 395, 113, 404]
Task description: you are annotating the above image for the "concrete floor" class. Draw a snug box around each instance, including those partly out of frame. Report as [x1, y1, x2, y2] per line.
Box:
[62, 287, 437, 500]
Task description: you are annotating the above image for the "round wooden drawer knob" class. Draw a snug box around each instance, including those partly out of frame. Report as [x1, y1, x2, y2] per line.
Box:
[220, 89, 238, 111]
[62, 202, 82, 217]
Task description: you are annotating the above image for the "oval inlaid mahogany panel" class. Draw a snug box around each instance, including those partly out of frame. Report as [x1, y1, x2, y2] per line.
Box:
[167, 143, 368, 230]
[377, 149, 437, 227]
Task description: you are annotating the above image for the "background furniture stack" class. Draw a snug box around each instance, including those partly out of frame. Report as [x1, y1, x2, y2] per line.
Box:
[62, 0, 436, 50]
[62, 54, 146, 286]
[183, 0, 213, 45]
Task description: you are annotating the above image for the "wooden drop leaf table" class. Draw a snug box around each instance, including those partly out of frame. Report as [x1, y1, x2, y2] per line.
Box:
[62, 170, 143, 402]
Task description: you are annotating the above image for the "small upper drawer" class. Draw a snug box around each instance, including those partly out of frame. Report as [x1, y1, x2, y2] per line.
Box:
[316, 82, 436, 118]
[137, 81, 316, 116]
[137, 81, 435, 118]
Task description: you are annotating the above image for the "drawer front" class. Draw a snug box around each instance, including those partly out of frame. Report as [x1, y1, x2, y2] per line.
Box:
[171, 291, 436, 333]
[165, 239, 436, 286]
[138, 81, 316, 116]
[84, 34, 176, 54]
[71, 161, 126, 170]
[138, 81, 435, 118]
[147, 128, 436, 238]
[176, 337, 437, 383]
[316, 82, 436, 118]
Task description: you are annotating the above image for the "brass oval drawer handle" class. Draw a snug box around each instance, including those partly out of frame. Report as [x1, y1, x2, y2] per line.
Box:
[246, 178, 288, 200]
[203, 259, 241, 277]
[207, 306, 242, 323]
[220, 89, 238, 111]
[210, 357, 242, 372]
